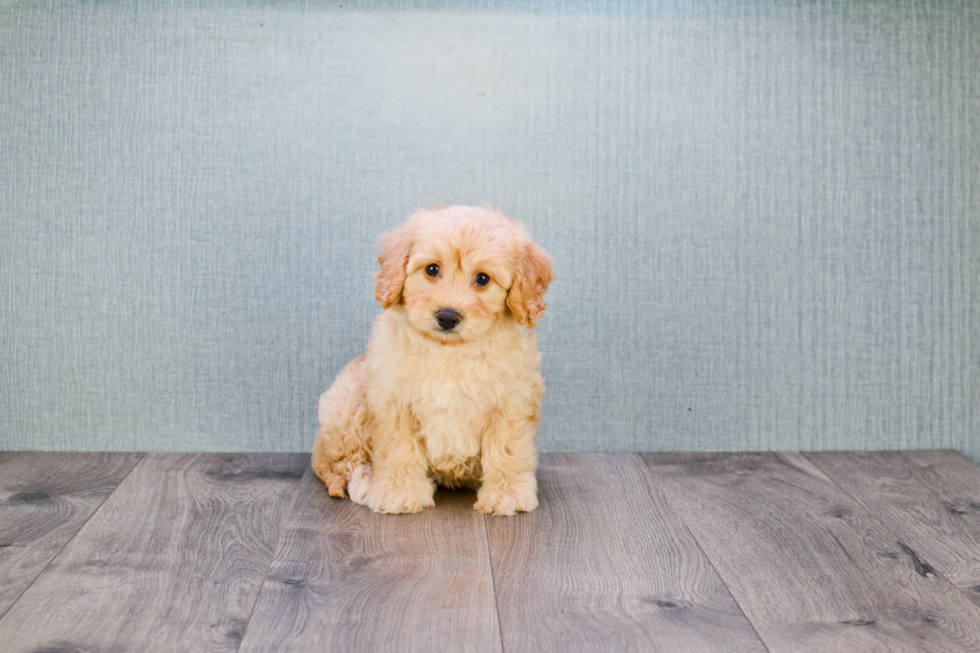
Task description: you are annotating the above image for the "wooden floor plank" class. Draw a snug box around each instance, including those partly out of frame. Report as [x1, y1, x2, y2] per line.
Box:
[0, 451, 144, 618]
[0, 453, 307, 653]
[486, 453, 768, 653]
[238, 467, 501, 653]
[643, 452, 980, 653]
[807, 450, 980, 609]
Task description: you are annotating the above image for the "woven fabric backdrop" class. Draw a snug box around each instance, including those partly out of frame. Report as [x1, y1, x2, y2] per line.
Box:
[2, 1, 978, 456]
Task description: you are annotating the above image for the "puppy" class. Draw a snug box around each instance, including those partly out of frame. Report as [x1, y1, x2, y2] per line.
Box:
[312, 205, 554, 515]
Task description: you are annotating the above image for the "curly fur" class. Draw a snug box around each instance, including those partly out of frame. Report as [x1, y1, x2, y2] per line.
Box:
[311, 205, 554, 515]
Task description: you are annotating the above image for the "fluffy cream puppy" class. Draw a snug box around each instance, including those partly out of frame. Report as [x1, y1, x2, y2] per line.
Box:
[312, 205, 553, 515]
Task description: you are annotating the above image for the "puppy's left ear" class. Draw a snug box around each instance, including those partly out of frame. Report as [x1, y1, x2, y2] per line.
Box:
[374, 224, 414, 309]
[507, 240, 554, 328]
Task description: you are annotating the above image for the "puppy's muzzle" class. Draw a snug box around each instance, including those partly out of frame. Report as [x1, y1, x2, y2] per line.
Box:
[435, 308, 462, 331]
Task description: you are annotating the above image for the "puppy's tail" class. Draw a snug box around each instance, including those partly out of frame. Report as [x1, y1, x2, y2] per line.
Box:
[311, 355, 371, 500]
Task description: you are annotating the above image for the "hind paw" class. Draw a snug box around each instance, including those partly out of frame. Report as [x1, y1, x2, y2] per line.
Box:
[347, 464, 372, 505]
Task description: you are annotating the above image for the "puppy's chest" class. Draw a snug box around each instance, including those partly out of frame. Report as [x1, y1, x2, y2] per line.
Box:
[404, 347, 506, 414]
[403, 348, 506, 468]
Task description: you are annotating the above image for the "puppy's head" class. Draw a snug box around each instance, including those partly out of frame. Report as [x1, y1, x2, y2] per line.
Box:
[374, 205, 553, 342]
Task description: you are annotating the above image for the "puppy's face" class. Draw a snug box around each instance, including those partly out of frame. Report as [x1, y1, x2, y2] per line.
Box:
[401, 222, 515, 342]
[374, 206, 553, 342]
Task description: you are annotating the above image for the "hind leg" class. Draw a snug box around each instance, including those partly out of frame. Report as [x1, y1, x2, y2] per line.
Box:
[311, 356, 369, 498]
[312, 431, 353, 498]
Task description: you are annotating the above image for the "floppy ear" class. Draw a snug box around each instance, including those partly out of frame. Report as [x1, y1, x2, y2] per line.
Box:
[507, 240, 554, 328]
[374, 224, 414, 309]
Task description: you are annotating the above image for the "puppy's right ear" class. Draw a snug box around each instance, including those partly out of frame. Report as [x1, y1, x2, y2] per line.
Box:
[374, 224, 413, 309]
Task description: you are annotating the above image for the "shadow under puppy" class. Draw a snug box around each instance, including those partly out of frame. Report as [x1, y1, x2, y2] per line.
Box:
[312, 205, 554, 515]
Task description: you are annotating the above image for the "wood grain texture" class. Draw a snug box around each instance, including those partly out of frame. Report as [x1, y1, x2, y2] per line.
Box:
[0, 452, 144, 618]
[644, 452, 980, 653]
[0, 453, 307, 653]
[486, 453, 767, 652]
[807, 450, 980, 609]
[238, 467, 501, 653]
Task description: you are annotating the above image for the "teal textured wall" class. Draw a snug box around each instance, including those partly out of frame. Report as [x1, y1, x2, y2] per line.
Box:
[1, 1, 978, 455]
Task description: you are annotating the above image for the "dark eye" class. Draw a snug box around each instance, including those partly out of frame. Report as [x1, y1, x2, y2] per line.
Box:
[474, 272, 490, 287]
[425, 264, 440, 277]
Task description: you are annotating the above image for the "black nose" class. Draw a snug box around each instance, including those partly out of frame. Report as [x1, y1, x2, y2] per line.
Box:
[435, 308, 462, 331]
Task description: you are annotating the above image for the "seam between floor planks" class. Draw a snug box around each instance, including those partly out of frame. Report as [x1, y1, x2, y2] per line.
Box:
[483, 513, 507, 653]
[0, 451, 148, 622]
[236, 462, 311, 653]
[644, 453, 773, 653]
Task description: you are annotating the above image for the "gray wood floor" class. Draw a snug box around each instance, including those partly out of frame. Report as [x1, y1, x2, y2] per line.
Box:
[1, 451, 980, 652]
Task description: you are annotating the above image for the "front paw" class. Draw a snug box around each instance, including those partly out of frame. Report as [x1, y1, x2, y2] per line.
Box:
[366, 480, 435, 514]
[474, 480, 538, 516]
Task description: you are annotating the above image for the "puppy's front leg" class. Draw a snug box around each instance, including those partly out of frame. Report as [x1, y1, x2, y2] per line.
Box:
[475, 413, 539, 516]
[364, 406, 435, 514]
